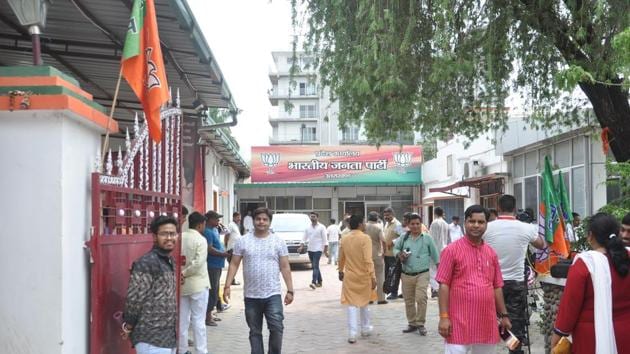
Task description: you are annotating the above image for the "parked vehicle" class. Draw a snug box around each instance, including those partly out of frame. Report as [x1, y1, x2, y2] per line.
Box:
[271, 213, 310, 265]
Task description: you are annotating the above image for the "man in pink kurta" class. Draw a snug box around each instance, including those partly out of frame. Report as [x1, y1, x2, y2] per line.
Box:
[436, 205, 511, 354]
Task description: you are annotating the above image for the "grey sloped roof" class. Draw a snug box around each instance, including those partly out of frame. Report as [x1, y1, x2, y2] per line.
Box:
[0, 0, 237, 132]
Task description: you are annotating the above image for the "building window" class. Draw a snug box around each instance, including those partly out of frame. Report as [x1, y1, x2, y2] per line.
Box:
[446, 155, 453, 177]
[513, 155, 524, 178]
[514, 182, 523, 210]
[572, 137, 585, 165]
[572, 166, 586, 217]
[276, 196, 293, 210]
[525, 151, 537, 175]
[524, 176, 538, 220]
[342, 126, 360, 141]
[299, 82, 316, 96]
[294, 196, 312, 210]
[555, 140, 571, 168]
[299, 104, 317, 118]
[314, 198, 332, 209]
[302, 127, 317, 142]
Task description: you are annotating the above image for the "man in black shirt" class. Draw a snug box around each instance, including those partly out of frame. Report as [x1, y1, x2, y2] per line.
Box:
[122, 216, 178, 353]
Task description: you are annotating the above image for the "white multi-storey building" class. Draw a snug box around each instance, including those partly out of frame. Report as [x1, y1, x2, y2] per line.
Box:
[235, 51, 422, 222]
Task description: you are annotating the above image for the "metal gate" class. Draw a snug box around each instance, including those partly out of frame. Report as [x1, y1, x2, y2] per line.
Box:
[86, 93, 183, 354]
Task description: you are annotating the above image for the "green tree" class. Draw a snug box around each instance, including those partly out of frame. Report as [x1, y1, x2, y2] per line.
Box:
[295, 1, 630, 161]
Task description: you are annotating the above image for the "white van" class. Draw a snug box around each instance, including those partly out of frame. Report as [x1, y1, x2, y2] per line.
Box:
[270, 213, 311, 265]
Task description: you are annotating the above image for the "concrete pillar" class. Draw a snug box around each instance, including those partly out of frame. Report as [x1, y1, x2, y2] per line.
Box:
[0, 66, 117, 354]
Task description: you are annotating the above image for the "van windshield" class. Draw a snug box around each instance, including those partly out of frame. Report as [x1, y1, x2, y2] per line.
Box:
[271, 215, 310, 232]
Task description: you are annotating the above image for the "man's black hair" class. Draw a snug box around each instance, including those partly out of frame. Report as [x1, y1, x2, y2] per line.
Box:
[464, 205, 489, 221]
[182, 205, 189, 216]
[330, 218, 336, 224]
[572, 212, 581, 219]
[383, 207, 394, 214]
[367, 211, 379, 222]
[253, 207, 273, 221]
[188, 212, 206, 229]
[407, 213, 422, 222]
[434, 207, 444, 217]
[349, 214, 364, 229]
[310, 211, 319, 217]
[150, 215, 178, 234]
[489, 208, 498, 216]
[452, 216, 460, 221]
[233, 211, 241, 218]
[498, 194, 516, 213]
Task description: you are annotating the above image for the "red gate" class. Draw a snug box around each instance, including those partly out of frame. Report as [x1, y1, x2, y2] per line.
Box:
[87, 94, 183, 354]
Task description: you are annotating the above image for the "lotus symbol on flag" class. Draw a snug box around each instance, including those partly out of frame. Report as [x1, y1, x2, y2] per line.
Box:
[393, 152, 412, 173]
[261, 153, 280, 174]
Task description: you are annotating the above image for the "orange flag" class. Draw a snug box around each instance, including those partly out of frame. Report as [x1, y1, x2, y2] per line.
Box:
[121, 0, 169, 142]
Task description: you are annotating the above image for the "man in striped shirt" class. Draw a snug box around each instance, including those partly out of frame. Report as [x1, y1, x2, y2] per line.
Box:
[436, 205, 512, 354]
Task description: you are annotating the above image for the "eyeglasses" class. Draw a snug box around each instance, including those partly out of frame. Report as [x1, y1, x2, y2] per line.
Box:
[157, 231, 178, 238]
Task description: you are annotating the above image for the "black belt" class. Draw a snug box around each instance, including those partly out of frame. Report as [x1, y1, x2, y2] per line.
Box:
[402, 269, 429, 276]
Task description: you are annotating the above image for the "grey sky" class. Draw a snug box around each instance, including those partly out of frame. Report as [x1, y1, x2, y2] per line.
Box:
[188, 0, 296, 161]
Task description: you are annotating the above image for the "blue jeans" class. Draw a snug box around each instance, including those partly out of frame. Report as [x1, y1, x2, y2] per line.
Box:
[308, 251, 323, 284]
[244, 295, 284, 354]
[134, 342, 175, 354]
[327, 242, 339, 265]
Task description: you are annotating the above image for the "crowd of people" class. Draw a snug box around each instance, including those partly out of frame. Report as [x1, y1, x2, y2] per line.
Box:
[118, 200, 630, 354]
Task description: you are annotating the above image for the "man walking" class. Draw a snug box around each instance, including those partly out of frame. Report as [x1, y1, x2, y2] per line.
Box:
[204, 210, 230, 326]
[326, 218, 341, 265]
[223, 207, 294, 354]
[299, 212, 328, 289]
[436, 205, 512, 353]
[383, 207, 404, 300]
[122, 216, 178, 353]
[243, 210, 254, 234]
[365, 211, 387, 304]
[338, 214, 377, 343]
[484, 195, 546, 353]
[225, 211, 243, 285]
[448, 216, 464, 243]
[429, 207, 450, 298]
[179, 212, 210, 354]
[394, 213, 439, 335]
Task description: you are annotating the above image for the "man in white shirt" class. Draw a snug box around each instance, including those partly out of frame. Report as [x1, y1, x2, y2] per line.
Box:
[429, 207, 450, 297]
[484, 195, 545, 354]
[326, 218, 341, 265]
[448, 216, 464, 243]
[243, 210, 254, 234]
[179, 212, 210, 354]
[299, 212, 329, 289]
[223, 207, 294, 354]
[225, 211, 243, 286]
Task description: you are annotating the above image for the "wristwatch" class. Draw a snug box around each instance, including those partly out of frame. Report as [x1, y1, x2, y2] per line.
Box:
[499, 313, 509, 318]
[287, 290, 294, 295]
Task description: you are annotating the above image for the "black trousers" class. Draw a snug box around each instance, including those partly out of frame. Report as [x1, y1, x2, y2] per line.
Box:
[384, 256, 399, 296]
[503, 280, 527, 353]
[208, 267, 223, 314]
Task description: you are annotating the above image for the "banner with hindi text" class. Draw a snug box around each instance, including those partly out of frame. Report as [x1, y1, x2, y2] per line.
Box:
[251, 145, 422, 184]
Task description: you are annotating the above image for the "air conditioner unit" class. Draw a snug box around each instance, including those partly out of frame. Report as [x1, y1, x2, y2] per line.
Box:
[471, 160, 485, 177]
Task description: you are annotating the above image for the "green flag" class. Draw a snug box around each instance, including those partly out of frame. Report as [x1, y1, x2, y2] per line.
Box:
[540, 156, 564, 244]
[556, 171, 573, 224]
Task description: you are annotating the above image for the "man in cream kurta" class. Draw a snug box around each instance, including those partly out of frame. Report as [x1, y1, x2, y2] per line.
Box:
[338, 215, 376, 343]
[179, 212, 210, 354]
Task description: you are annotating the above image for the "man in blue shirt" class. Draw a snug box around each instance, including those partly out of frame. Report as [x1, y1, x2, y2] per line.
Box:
[204, 210, 229, 326]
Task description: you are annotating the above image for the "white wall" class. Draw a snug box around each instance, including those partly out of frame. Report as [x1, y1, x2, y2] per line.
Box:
[0, 109, 101, 354]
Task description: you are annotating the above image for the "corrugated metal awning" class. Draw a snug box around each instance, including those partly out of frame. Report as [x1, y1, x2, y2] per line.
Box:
[0, 0, 237, 135]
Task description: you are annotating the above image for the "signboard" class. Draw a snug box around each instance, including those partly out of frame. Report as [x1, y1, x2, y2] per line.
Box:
[251, 145, 422, 184]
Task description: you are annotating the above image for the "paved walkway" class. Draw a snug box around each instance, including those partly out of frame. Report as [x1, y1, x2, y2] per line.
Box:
[199, 262, 545, 354]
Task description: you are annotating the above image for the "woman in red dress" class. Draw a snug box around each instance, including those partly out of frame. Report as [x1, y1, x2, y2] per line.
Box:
[551, 213, 630, 353]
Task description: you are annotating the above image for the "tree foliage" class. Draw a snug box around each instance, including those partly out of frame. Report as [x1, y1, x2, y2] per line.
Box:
[295, 0, 630, 159]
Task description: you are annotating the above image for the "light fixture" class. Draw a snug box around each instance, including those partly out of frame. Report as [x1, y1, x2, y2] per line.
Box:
[7, 0, 52, 65]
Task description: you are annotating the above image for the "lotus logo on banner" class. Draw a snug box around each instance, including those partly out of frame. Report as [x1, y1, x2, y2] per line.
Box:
[261, 153, 280, 174]
[393, 151, 412, 173]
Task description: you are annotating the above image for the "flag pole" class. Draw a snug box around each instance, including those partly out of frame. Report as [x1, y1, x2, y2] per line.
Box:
[101, 66, 124, 165]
